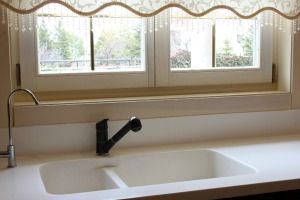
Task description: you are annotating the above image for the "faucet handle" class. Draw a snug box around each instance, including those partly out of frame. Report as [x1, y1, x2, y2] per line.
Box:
[96, 119, 109, 155]
[96, 118, 109, 131]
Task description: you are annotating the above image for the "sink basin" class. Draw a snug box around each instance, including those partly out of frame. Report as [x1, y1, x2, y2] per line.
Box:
[39, 159, 127, 194]
[39, 150, 256, 194]
[113, 150, 256, 187]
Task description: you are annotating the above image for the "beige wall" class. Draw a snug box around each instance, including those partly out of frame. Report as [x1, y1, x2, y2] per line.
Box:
[0, 19, 12, 128]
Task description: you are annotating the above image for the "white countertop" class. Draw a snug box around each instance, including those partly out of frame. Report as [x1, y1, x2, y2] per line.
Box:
[1, 134, 300, 200]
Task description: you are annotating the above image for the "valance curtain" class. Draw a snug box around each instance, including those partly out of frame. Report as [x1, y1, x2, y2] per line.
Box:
[0, 0, 299, 18]
[1, 0, 299, 33]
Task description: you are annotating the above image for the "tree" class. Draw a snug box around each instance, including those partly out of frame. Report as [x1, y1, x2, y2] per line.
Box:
[50, 21, 83, 61]
[38, 20, 63, 61]
[241, 26, 254, 56]
[124, 27, 141, 59]
[95, 29, 121, 59]
[38, 19, 85, 72]
[94, 26, 141, 60]
[54, 21, 84, 60]
[220, 39, 233, 56]
[38, 20, 54, 51]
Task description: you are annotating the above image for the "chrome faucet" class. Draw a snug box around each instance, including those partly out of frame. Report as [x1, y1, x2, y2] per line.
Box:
[0, 89, 39, 168]
[96, 117, 142, 155]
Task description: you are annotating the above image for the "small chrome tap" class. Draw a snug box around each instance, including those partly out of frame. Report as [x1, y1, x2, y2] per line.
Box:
[0, 89, 39, 168]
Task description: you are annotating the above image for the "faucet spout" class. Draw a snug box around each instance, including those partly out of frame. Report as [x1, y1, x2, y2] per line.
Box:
[96, 117, 142, 156]
[3, 88, 39, 168]
[7, 89, 39, 146]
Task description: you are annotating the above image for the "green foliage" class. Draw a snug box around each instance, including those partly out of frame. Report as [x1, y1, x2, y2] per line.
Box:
[38, 19, 142, 71]
[94, 26, 141, 60]
[216, 26, 254, 67]
[126, 28, 141, 58]
[216, 56, 253, 67]
[38, 21, 54, 50]
[170, 50, 191, 68]
[219, 39, 234, 57]
[38, 19, 85, 62]
[54, 21, 84, 60]
[241, 26, 254, 56]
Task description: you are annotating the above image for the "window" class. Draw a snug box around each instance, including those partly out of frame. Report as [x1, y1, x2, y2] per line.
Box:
[20, 5, 273, 92]
[3, 1, 297, 127]
[170, 14, 257, 70]
[20, 5, 151, 91]
[155, 9, 272, 87]
[38, 6, 145, 74]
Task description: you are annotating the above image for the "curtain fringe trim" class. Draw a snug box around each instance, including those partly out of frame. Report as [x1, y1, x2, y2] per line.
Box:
[0, 1, 299, 20]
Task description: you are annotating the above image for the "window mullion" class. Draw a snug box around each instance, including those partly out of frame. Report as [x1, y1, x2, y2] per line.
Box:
[212, 24, 216, 67]
[146, 18, 155, 87]
[90, 16, 95, 71]
[154, 12, 170, 87]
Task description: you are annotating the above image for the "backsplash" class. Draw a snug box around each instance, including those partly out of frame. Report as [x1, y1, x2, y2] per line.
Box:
[1, 109, 300, 156]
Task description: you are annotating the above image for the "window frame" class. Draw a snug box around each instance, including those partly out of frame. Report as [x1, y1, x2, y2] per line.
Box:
[19, 13, 154, 91]
[20, 11, 273, 91]
[155, 12, 273, 87]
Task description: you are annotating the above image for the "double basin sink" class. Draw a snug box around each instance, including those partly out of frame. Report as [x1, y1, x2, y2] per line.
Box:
[39, 149, 256, 194]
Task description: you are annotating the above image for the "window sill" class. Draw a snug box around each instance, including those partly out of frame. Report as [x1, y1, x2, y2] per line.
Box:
[13, 90, 291, 127]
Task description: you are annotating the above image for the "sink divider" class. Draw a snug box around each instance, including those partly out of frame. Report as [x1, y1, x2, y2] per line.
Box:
[103, 168, 129, 189]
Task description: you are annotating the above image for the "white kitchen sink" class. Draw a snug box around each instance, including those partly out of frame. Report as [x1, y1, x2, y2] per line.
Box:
[39, 150, 256, 194]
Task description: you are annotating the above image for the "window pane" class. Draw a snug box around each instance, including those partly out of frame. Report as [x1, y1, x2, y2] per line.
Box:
[37, 5, 145, 74]
[93, 16, 144, 73]
[170, 12, 192, 70]
[170, 9, 213, 71]
[215, 19, 257, 68]
[170, 8, 258, 71]
[37, 6, 90, 74]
